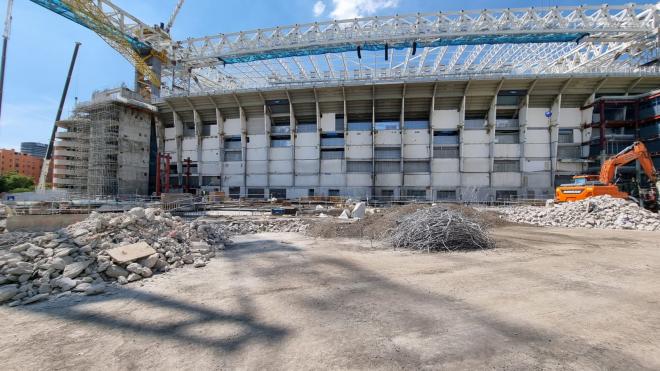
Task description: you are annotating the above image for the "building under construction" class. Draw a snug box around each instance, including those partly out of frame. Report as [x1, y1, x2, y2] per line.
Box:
[52, 87, 156, 197]
[34, 2, 660, 201]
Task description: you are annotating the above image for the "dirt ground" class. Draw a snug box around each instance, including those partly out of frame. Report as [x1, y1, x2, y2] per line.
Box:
[2, 225, 660, 370]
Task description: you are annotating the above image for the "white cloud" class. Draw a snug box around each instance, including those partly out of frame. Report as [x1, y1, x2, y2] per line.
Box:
[313, 1, 326, 17]
[329, 0, 399, 19]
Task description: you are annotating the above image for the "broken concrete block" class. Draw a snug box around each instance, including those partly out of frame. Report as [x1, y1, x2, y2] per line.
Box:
[107, 242, 156, 264]
[0, 285, 19, 303]
[104, 264, 129, 278]
[351, 202, 366, 219]
[338, 210, 350, 219]
[62, 260, 91, 279]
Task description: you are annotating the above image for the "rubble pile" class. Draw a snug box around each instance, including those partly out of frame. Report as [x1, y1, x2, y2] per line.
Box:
[498, 196, 660, 231]
[221, 218, 308, 235]
[0, 207, 226, 306]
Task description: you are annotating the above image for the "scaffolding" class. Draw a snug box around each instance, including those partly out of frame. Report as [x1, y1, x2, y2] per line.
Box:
[82, 102, 120, 196]
[53, 117, 90, 196]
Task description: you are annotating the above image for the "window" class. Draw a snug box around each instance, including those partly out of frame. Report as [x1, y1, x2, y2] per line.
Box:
[346, 161, 373, 173]
[403, 161, 430, 173]
[405, 189, 426, 199]
[375, 161, 400, 173]
[297, 123, 316, 133]
[436, 190, 456, 200]
[224, 151, 242, 161]
[403, 120, 429, 130]
[375, 147, 400, 159]
[433, 146, 459, 158]
[224, 137, 241, 149]
[247, 188, 265, 199]
[380, 189, 394, 197]
[229, 187, 241, 199]
[202, 123, 213, 136]
[558, 129, 574, 144]
[271, 139, 291, 147]
[320, 134, 344, 147]
[464, 119, 485, 129]
[335, 115, 344, 131]
[433, 130, 458, 145]
[375, 121, 400, 130]
[321, 149, 344, 159]
[270, 188, 286, 199]
[328, 189, 340, 196]
[271, 124, 290, 135]
[308, 188, 315, 197]
[495, 190, 518, 200]
[557, 145, 581, 159]
[495, 131, 519, 144]
[183, 123, 195, 137]
[347, 121, 372, 131]
[493, 160, 520, 172]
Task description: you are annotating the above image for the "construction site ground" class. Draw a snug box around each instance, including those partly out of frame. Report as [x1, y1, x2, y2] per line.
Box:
[2, 225, 660, 370]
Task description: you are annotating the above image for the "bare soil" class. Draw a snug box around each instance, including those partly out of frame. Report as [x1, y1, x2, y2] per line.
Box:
[1, 225, 660, 370]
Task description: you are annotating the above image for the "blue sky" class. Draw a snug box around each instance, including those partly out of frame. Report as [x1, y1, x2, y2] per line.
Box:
[0, 0, 634, 150]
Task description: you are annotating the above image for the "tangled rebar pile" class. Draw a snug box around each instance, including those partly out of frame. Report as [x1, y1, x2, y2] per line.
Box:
[388, 207, 495, 252]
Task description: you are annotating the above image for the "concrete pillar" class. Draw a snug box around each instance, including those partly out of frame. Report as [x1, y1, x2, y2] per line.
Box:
[289, 99, 296, 188]
[371, 85, 376, 199]
[239, 107, 247, 197]
[458, 95, 466, 200]
[264, 104, 271, 191]
[193, 109, 203, 187]
[400, 86, 406, 197]
[550, 95, 561, 189]
[520, 95, 530, 197]
[314, 89, 321, 189]
[487, 97, 497, 193]
[216, 108, 224, 188]
[429, 84, 436, 201]
[155, 116, 165, 153]
[173, 112, 184, 187]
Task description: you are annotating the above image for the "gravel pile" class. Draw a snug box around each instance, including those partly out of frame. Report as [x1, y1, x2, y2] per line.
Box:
[221, 218, 308, 235]
[0, 207, 226, 306]
[498, 196, 660, 231]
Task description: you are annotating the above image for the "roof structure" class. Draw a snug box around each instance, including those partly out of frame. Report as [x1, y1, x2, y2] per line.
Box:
[31, 2, 660, 99]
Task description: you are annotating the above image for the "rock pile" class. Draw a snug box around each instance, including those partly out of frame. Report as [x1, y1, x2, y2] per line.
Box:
[0, 207, 226, 306]
[221, 218, 308, 235]
[498, 196, 660, 231]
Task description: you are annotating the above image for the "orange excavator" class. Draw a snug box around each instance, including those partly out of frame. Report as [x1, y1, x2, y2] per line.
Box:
[555, 141, 660, 211]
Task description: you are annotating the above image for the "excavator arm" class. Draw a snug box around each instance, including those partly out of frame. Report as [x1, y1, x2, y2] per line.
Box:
[599, 141, 658, 184]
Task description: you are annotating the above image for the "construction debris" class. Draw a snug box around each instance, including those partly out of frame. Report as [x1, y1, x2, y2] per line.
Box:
[498, 195, 660, 231]
[0, 207, 226, 306]
[220, 218, 308, 235]
[388, 207, 495, 252]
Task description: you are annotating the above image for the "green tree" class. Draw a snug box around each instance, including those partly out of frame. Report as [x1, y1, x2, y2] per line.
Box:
[1, 172, 35, 193]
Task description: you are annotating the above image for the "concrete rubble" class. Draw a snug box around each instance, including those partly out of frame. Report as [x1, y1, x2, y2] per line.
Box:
[220, 218, 308, 235]
[498, 195, 660, 231]
[0, 207, 226, 306]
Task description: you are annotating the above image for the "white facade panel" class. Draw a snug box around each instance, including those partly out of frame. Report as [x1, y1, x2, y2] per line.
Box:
[246, 147, 267, 161]
[523, 160, 550, 172]
[524, 144, 550, 158]
[346, 131, 372, 145]
[164, 139, 176, 152]
[246, 174, 267, 186]
[295, 132, 319, 146]
[295, 175, 318, 186]
[346, 173, 372, 187]
[462, 144, 489, 158]
[181, 150, 197, 161]
[432, 172, 460, 187]
[492, 172, 522, 187]
[223, 162, 243, 175]
[403, 130, 430, 145]
[403, 144, 429, 159]
[269, 160, 293, 173]
[524, 172, 551, 187]
[295, 159, 319, 173]
[345, 145, 372, 159]
[201, 149, 219, 162]
[269, 147, 292, 160]
[525, 129, 549, 143]
[270, 174, 293, 186]
[375, 130, 401, 145]
[404, 174, 430, 186]
[295, 145, 320, 159]
[527, 108, 550, 127]
[321, 159, 343, 173]
[493, 144, 521, 158]
[224, 118, 241, 135]
[556, 162, 584, 173]
[375, 173, 402, 186]
[222, 175, 243, 186]
[164, 127, 176, 138]
[247, 134, 266, 149]
[432, 159, 459, 172]
[462, 173, 489, 186]
[432, 109, 459, 129]
[320, 173, 345, 186]
[462, 130, 490, 144]
[320, 112, 336, 132]
[559, 108, 581, 127]
[463, 158, 490, 172]
[182, 138, 197, 151]
[202, 138, 219, 150]
[246, 117, 265, 134]
[246, 160, 267, 174]
[199, 162, 219, 174]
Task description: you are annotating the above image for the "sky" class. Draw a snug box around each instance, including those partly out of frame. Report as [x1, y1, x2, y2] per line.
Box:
[0, 0, 636, 150]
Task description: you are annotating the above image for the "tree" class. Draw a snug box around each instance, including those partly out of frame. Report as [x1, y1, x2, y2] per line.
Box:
[0, 172, 35, 193]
